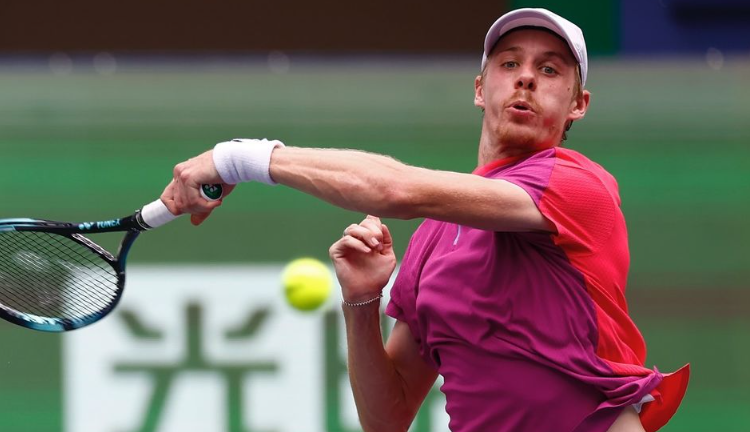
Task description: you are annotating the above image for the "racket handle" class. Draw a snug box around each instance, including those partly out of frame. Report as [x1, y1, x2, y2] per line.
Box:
[141, 184, 223, 229]
[140, 199, 178, 228]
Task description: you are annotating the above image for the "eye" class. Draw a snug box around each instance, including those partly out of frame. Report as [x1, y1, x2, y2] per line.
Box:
[502, 61, 519, 69]
[541, 66, 557, 75]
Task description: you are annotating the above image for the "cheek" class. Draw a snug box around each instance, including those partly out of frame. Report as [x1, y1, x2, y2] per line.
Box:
[484, 89, 506, 115]
[542, 116, 560, 131]
[540, 96, 571, 130]
[544, 90, 573, 119]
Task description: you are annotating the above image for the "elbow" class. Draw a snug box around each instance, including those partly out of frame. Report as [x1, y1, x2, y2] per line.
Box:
[362, 423, 409, 432]
[360, 409, 414, 432]
[337, 164, 423, 219]
[374, 181, 422, 220]
[364, 425, 410, 432]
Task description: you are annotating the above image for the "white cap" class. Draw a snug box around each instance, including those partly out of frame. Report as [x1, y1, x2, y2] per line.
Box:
[481, 8, 588, 87]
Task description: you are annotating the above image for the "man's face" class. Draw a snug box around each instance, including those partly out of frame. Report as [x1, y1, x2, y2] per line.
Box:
[474, 28, 589, 151]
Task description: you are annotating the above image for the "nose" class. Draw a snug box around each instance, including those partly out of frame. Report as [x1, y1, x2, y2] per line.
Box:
[515, 68, 536, 91]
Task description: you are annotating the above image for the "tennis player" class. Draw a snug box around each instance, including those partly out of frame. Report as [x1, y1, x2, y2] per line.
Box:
[162, 8, 689, 432]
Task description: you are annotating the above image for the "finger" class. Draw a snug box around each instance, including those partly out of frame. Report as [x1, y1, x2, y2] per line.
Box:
[330, 235, 372, 257]
[175, 165, 204, 209]
[203, 199, 223, 210]
[343, 236, 373, 254]
[360, 215, 383, 231]
[172, 162, 185, 181]
[177, 184, 197, 214]
[359, 216, 384, 236]
[173, 178, 186, 213]
[160, 180, 182, 215]
[182, 178, 207, 213]
[189, 198, 223, 225]
[190, 212, 211, 226]
[345, 224, 383, 250]
[359, 218, 384, 246]
[342, 223, 362, 237]
[381, 224, 393, 250]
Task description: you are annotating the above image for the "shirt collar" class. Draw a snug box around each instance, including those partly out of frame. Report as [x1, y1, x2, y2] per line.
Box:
[472, 149, 547, 176]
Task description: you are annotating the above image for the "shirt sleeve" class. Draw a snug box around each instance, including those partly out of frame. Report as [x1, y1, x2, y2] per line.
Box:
[489, 151, 556, 207]
[384, 275, 408, 321]
[384, 225, 425, 348]
[488, 151, 617, 251]
[538, 160, 618, 254]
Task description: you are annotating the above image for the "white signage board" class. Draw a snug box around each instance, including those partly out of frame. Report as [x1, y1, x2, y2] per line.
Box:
[64, 265, 448, 432]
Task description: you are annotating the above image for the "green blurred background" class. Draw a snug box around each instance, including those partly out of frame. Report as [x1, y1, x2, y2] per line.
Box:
[1, 0, 749, 430]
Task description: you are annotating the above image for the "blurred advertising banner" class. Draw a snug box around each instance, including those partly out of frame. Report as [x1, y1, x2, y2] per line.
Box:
[64, 266, 448, 432]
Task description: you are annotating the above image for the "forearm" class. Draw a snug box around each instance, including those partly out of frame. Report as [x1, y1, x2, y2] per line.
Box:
[269, 146, 549, 231]
[270, 147, 412, 218]
[343, 303, 414, 432]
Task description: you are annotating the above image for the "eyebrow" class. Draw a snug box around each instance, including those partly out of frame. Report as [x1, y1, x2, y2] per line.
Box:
[540, 51, 574, 65]
[495, 46, 574, 65]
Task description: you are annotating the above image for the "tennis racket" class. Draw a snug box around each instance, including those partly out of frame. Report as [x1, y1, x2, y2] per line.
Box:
[0, 184, 223, 332]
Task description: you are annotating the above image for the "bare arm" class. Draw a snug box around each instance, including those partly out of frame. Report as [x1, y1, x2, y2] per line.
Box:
[271, 147, 551, 232]
[345, 314, 438, 432]
[331, 216, 438, 432]
[165, 144, 551, 231]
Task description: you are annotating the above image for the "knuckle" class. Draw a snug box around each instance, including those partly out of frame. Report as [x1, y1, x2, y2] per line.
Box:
[362, 225, 381, 236]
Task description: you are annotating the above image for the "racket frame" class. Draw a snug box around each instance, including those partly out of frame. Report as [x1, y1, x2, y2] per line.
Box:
[0, 210, 151, 331]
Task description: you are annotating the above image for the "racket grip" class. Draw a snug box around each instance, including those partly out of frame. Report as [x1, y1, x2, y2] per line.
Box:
[140, 184, 222, 229]
[140, 199, 178, 229]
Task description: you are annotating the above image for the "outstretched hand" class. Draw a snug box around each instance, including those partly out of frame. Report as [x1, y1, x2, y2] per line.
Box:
[329, 215, 397, 303]
[161, 150, 236, 225]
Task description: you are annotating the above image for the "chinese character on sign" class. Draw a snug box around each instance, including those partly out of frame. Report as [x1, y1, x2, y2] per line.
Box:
[114, 303, 278, 432]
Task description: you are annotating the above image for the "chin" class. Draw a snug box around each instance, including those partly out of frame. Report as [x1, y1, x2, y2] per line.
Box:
[498, 126, 544, 150]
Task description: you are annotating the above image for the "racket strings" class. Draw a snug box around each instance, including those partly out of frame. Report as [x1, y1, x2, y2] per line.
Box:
[22, 232, 119, 314]
[0, 230, 120, 320]
[0, 233, 110, 318]
[0, 233, 115, 318]
[40, 234, 118, 308]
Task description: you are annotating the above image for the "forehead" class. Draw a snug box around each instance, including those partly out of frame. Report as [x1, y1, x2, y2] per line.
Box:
[492, 28, 576, 64]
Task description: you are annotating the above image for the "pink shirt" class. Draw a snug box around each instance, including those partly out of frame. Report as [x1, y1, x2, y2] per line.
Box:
[385, 148, 689, 432]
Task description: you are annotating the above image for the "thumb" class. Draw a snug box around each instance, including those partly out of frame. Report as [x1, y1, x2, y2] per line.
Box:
[381, 224, 393, 250]
[190, 212, 211, 226]
[204, 199, 223, 210]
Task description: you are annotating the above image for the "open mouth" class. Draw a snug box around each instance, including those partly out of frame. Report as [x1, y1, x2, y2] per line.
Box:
[509, 100, 533, 112]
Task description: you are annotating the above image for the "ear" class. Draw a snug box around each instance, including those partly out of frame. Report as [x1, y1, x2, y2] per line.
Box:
[568, 89, 591, 122]
[474, 75, 485, 109]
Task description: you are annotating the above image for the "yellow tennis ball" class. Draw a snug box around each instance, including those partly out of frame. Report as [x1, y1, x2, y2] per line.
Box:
[281, 257, 333, 312]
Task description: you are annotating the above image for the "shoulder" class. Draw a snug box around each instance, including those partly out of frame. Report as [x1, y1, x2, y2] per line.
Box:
[482, 148, 621, 206]
[481, 149, 558, 205]
[538, 148, 624, 251]
[550, 148, 621, 203]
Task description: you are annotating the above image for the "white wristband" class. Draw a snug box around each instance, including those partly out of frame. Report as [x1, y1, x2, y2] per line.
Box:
[212, 138, 285, 185]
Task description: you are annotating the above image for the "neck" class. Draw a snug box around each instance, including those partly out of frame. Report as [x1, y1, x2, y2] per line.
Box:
[477, 140, 529, 166]
[476, 127, 557, 167]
